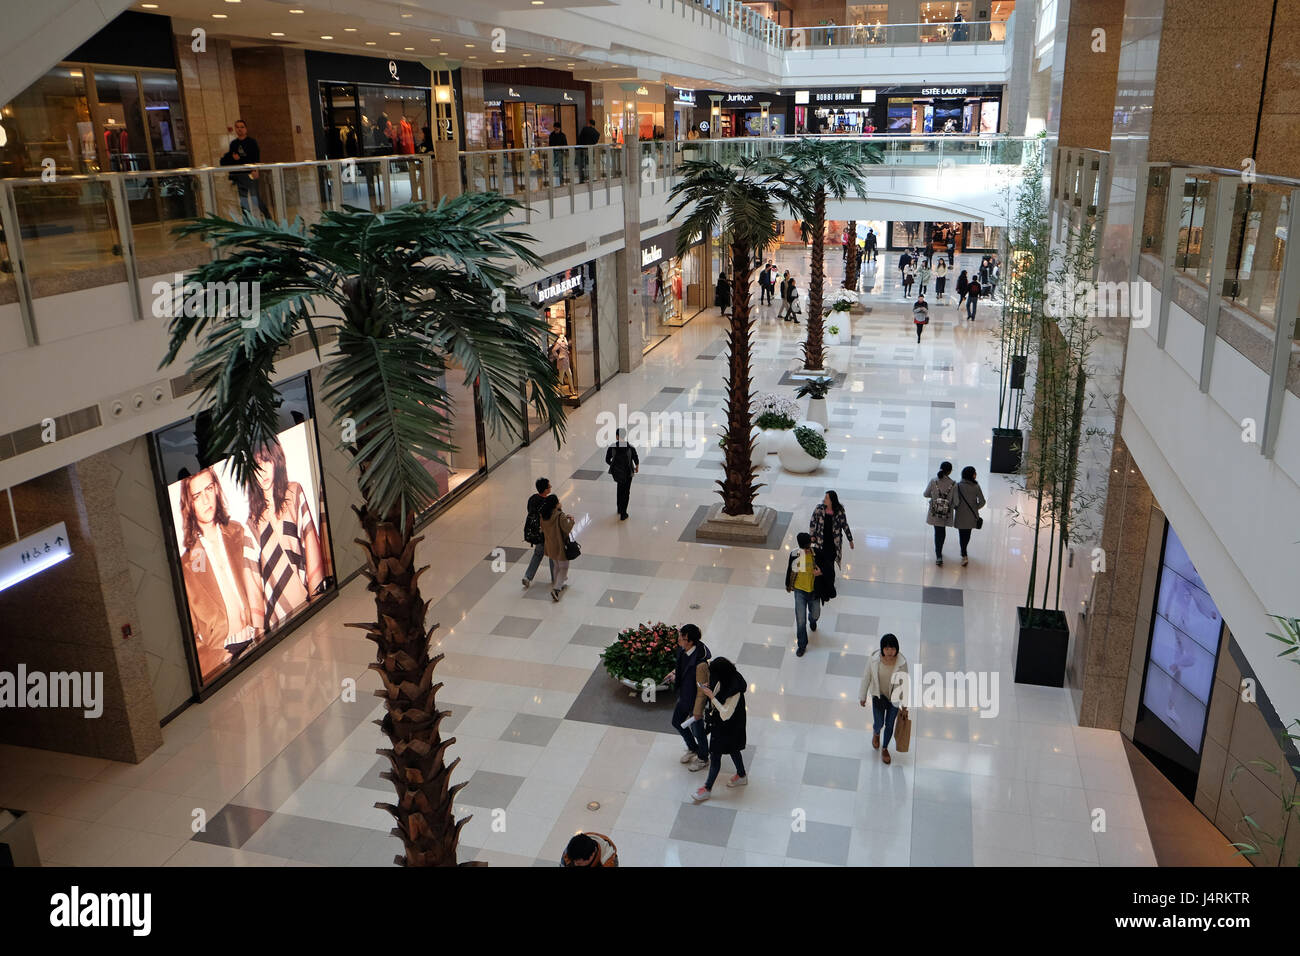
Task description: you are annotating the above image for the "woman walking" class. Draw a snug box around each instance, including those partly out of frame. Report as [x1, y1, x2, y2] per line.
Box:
[901, 261, 916, 299]
[934, 257, 948, 302]
[539, 493, 574, 600]
[951, 465, 987, 566]
[858, 634, 909, 765]
[809, 490, 854, 567]
[923, 461, 957, 566]
[917, 260, 931, 297]
[784, 275, 801, 323]
[714, 272, 732, 317]
[955, 269, 970, 308]
[689, 657, 749, 802]
[912, 293, 930, 343]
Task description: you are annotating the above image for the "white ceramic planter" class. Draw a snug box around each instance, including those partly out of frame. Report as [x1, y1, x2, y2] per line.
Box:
[796, 420, 826, 435]
[805, 397, 829, 428]
[778, 437, 822, 474]
[760, 427, 790, 454]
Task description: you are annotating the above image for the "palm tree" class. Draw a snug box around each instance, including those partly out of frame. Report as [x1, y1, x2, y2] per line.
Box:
[783, 138, 882, 370]
[161, 196, 566, 866]
[668, 156, 810, 516]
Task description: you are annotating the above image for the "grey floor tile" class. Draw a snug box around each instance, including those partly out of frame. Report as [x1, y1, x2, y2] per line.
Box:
[872, 453, 902, 463]
[752, 604, 793, 626]
[880, 409, 907, 418]
[584, 556, 663, 577]
[643, 455, 674, 467]
[787, 821, 852, 865]
[826, 651, 869, 679]
[241, 812, 373, 866]
[803, 753, 861, 791]
[571, 624, 619, 647]
[738, 642, 786, 669]
[930, 400, 956, 408]
[427, 562, 511, 630]
[877, 424, 905, 432]
[499, 714, 562, 747]
[660, 386, 686, 393]
[913, 768, 974, 808]
[357, 756, 388, 790]
[692, 565, 734, 583]
[463, 770, 527, 810]
[492, 615, 542, 639]
[597, 589, 642, 610]
[346, 830, 405, 866]
[233, 751, 318, 813]
[669, 803, 738, 847]
[834, 613, 879, 636]
[490, 546, 529, 564]
[570, 469, 604, 481]
[563, 665, 674, 733]
[921, 586, 964, 606]
[867, 471, 899, 482]
[190, 804, 275, 849]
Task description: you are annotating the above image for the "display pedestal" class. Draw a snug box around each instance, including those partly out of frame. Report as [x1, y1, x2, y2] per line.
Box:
[693, 503, 777, 543]
[1014, 607, 1070, 687]
[990, 427, 1023, 473]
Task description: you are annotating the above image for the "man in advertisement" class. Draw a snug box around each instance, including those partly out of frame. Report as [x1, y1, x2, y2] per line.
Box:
[178, 467, 264, 677]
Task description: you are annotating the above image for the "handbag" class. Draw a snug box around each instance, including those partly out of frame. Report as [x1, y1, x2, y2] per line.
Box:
[893, 708, 912, 753]
[958, 485, 984, 530]
[564, 538, 582, 561]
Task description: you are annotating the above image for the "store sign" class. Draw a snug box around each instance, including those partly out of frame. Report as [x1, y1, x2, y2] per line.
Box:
[389, 61, 400, 82]
[636, 85, 650, 96]
[675, 88, 696, 107]
[921, 87, 969, 96]
[563, 92, 574, 101]
[641, 226, 684, 268]
[809, 90, 864, 103]
[641, 244, 663, 268]
[723, 93, 755, 105]
[698, 121, 710, 132]
[533, 265, 588, 305]
[507, 87, 522, 98]
[0, 522, 72, 593]
[485, 100, 502, 108]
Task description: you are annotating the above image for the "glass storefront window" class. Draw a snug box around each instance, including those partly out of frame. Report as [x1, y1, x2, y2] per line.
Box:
[0, 67, 96, 178]
[141, 72, 189, 170]
[357, 84, 429, 155]
[414, 356, 485, 509]
[1175, 176, 1212, 274]
[1224, 184, 1288, 333]
[93, 70, 150, 174]
[1141, 167, 1169, 259]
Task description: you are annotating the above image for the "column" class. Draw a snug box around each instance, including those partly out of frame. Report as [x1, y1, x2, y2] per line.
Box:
[709, 95, 723, 139]
[618, 83, 645, 372]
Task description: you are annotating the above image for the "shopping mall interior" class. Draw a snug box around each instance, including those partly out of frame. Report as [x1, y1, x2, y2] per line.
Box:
[0, 0, 1296, 879]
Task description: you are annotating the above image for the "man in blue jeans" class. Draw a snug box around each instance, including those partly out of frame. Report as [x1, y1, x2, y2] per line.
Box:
[785, 532, 823, 658]
[665, 623, 710, 770]
[522, 477, 554, 588]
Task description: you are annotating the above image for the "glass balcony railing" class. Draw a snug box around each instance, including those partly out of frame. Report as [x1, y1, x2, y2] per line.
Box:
[0, 136, 1033, 346]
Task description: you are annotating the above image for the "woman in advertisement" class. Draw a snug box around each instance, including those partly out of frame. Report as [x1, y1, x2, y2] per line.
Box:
[247, 441, 326, 629]
[179, 467, 264, 676]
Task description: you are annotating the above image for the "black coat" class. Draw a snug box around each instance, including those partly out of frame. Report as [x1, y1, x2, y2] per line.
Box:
[577, 124, 600, 146]
[605, 443, 638, 481]
[714, 278, 731, 309]
[706, 674, 747, 754]
[548, 129, 568, 147]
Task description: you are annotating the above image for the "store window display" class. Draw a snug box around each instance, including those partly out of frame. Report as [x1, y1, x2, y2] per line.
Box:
[526, 264, 600, 436]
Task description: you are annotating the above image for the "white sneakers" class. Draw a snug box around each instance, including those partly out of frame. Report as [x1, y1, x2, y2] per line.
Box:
[726, 775, 748, 788]
[690, 787, 711, 803]
[680, 749, 697, 764]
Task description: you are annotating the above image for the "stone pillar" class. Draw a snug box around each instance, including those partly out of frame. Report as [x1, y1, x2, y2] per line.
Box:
[229, 46, 316, 163]
[173, 32, 241, 167]
[708, 95, 723, 139]
[618, 83, 645, 373]
[0, 459, 164, 762]
[760, 101, 771, 136]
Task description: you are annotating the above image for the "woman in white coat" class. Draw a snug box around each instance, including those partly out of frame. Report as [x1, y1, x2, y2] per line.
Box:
[858, 634, 909, 765]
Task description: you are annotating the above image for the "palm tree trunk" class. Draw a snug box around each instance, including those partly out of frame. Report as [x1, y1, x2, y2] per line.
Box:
[354, 505, 476, 867]
[720, 242, 762, 516]
[844, 220, 859, 290]
[803, 189, 827, 371]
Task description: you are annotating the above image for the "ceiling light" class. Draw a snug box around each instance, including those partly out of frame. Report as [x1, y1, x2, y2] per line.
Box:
[546, 57, 555, 61]
[404, 47, 414, 51]
[320, 35, 333, 39]
[522, 53, 531, 56]
[140, 2, 158, 7]
[365, 41, 376, 45]
[270, 31, 284, 36]
[465, 43, 475, 47]
[532, 1, 545, 5]
[401, 12, 412, 16]
[289, 8, 304, 12]
[388, 31, 401, 36]
[212, 12, 227, 17]
[496, 59, 504, 63]
[468, 55, 477, 59]
[344, 27, 357, 32]
[430, 38, 441, 42]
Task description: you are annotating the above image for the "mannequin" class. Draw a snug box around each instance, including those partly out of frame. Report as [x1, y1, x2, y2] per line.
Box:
[550, 322, 574, 395]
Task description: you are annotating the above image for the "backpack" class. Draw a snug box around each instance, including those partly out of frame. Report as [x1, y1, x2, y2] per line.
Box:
[524, 496, 543, 544]
[927, 480, 953, 522]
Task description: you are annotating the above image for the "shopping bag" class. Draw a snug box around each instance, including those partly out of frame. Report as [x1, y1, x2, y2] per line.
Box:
[893, 709, 912, 753]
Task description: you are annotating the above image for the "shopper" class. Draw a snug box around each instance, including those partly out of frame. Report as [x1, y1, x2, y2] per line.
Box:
[917, 260, 932, 297]
[978, 255, 991, 288]
[923, 461, 957, 566]
[858, 633, 910, 765]
[539, 494, 574, 600]
[561, 832, 618, 867]
[951, 465, 987, 566]
[865, 227, 878, 262]
[666, 623, 711, 771]
[897, 249, 911, 285]
[786, 531, 823, 657]
[901, 261, 916, 299]
[521, 477, 554, 588]
[758, 263, 774, 305]
[987, 257, 1000, 298]
[784, 275, 801, 323]
[934, 256, 948, 302]
[955, 269, 970, 308]
[220, 119, 271, 218]
[604, 427, 639, 521]
[548, 124, 568, 184]
[946, 231, 956, 266]
[913, 293, 930, 342]
[966, 276, 982, 320]
[809, 490, 854, 566]
[714, 272, 732, 317]
[576, 118, 600, 182]
[690, 657, 749, 802]
[776, 270, 792, 319]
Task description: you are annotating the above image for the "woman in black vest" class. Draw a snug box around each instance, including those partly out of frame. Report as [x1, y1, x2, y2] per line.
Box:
[689, 657, 748, 802]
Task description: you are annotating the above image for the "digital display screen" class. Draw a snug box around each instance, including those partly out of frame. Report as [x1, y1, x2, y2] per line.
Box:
[980, 100, 1001, 134]
[887, 100, 911, 132]
[932, 104, 962, 134]
[1141, 526, 1221, 753]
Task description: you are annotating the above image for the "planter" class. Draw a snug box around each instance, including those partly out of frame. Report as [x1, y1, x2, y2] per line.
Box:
[990, 427, 1023, 474]
[824, 332, 841, 346]
[1014, 607, 1070, 687]
[778, 434, 822, 473]
[805, 396, 829, 428]
[1010, 354, 1028, 390]
[795, 420, 825, 435]
[618, 677, 671, 693]
[753, 426, 790, 455]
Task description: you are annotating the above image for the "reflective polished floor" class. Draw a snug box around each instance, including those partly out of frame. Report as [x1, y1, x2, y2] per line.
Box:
[0, 253, 1157, 866]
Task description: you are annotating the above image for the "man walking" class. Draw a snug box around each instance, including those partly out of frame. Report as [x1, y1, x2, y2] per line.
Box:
[776, 270, 792, 320]
[604, 427, 639, 521]
[522, 477, 554, 588]
[577, 118, 600, 183]
[548, 124, 569, 185]
[220, 119, 271, 217]
[758, 262, 774, 305]
[865, 227, 878, 263]
[665, 623, 710, 770]
[785, 532, 823, 657]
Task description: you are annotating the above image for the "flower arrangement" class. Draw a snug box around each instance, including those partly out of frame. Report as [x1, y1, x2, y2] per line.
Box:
[831, 289, 857, 312]
[828, 325, 840, 336]
[756, 410, 797, 430]
[756, 392, 799, 420]
[601, 622, 680, 686]
[794, 425, 828, 460]
[794, 376, 834, 400]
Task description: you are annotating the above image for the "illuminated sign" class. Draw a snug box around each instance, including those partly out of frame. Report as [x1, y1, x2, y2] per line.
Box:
[0, 522, 72, 593]
[636, 85, 650, 96]
[675, 88, 696, 106]
[641, 244, 663, 268]
[485, 99, 502, 107]
[724, 93, 755, 104]
[921, 87, 969, 96]
[532, 265, 590, 305]
[507, 87, 522, 98]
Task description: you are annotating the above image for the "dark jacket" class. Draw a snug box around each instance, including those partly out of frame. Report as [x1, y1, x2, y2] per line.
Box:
[898, 252, 911, 272]
[674, 640, 711, 714]
[220, 136, 261, 183]
[714, 276, 731, 309]
[809, 503, 853, 565]
[605, 443, 639, 481]
[577, 124, 600, 146]
[865, 231, 877, 249]
[548, 129, 568, 147]
[706, 672, 747, 754]
[956, 272, 970, 294]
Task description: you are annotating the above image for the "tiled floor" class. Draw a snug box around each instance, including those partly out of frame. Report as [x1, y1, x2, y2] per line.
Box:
[0, 251, 1161, 867]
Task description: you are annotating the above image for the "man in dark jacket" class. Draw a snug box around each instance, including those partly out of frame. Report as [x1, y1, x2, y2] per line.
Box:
[865, 227, 878, 262]
[604, 428, 639, 520]
[522, 477, 553, 588]
[898, 249, 912, 286]
[758, 262, 773, 305]
[576, 118, 600, 182]
[664, 623, 710, 769]
[548, 125, 568, 185]
[220, 119, 270, 217]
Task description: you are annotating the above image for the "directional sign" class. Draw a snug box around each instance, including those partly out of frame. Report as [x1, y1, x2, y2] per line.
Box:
[0, 521, 72, 593]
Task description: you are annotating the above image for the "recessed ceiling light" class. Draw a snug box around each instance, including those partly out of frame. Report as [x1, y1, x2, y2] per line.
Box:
[212, 13, 227, 17]
[404, 47, 414, 51]
[465, 43, 475, 47]
[320, 35, 333, 39]
[430, 38, 441, 42]
[532, 1, 544, 5]
[388, 31, 401, 36]
[289, 8, 304, 12]
[344, 27, 357, 32]
[468, 55, 477, 59]
[140, 3, 158, 7]
[365, 41, 376, 45]
[496, 59, 504, 63]
[224, 0, 240, 3]
[522, 53, 531, 57]
[401, 12, 412, 16]
[546, 57, 555, 61]
[270, 31, 284, 36]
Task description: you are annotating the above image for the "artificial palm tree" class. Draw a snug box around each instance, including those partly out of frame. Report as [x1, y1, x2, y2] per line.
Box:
[161, 196, 566, 866]
[783, 138, 882, 370]
[668, 156, 810, 516]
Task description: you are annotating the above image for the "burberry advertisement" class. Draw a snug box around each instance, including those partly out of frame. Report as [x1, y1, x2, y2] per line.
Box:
[153, 376, 337, 686]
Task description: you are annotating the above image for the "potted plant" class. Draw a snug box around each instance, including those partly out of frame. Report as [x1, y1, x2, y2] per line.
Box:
[600, 622, 680, 692]
[779, 424, 827, 473]
[794, 375, 833, 428]
[752, 392, 799, 456]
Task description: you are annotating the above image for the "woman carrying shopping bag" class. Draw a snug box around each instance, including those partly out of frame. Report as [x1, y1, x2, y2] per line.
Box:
[858, 634, 909, 765]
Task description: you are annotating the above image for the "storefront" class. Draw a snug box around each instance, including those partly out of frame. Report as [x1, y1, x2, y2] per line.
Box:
[485, 83, 586, 149]
[603, 82, 665, 143]
[670, 87, 698, 140]
[150, 374, 339, 696]
[524, 263, 600, 439]
[790, 84, 1003, 136]
[698, 91, 790, 137]
[640, 226, 706, 353]
[886, 220, 1003, 254]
